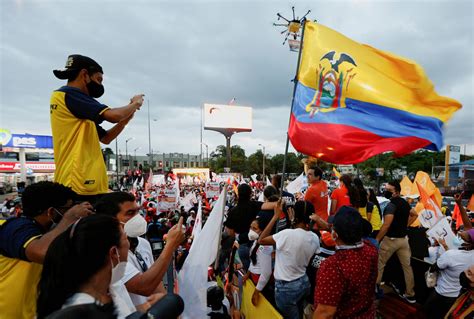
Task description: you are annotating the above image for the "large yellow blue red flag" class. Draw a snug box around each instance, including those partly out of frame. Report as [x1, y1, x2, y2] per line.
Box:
[288, 22, 462, 164]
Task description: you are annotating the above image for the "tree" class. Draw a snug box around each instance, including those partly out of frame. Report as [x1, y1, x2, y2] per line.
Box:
[209, 145, 247, 173]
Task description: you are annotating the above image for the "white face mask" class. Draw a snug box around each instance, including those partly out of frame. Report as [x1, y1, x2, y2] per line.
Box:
[124, 214, 147, 238]
[110, 247, 127, 284]
[248, 229, 260, 241]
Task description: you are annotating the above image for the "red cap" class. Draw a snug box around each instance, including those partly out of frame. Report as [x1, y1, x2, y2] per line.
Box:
[321, 231, 336, 247]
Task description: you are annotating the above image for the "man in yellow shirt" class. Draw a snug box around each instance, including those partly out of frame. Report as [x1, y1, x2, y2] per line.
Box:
[51, 54, 144, 202]
[0, 181, 93, 318]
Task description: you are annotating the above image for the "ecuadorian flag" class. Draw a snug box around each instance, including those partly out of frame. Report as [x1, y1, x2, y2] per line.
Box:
[288, 22, 461, 164]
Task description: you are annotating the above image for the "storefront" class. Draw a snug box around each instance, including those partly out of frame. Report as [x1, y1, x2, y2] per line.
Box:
[0, 129, 54, 187]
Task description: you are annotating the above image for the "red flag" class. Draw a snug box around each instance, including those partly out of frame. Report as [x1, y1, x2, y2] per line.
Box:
[468, 194, 474, 211]
[452, 203, 463, 230]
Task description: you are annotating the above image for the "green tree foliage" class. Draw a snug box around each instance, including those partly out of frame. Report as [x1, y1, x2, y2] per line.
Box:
[209, 145, 304, 175]
[209, 145, 473, 180]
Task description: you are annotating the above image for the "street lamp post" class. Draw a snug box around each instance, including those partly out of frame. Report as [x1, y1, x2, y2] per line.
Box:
[134, 147, 141, 167]
[258, 143, 266, 179]
[115, 137, 119, 184]
[125, 137, 134, 168]
[201, 142, 209, 167]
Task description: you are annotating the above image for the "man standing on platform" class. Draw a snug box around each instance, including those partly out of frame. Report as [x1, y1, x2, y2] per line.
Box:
[50, 54, 144, 203]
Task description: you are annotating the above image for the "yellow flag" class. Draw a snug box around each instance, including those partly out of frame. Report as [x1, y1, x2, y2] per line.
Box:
[333, 167, 341, 178]
[432, 188, 443, 208]
[400, 176, 413, 196]
[410, 171, 436, 197]
[240, 281, 283, 319]
[289, 22, 461, 164]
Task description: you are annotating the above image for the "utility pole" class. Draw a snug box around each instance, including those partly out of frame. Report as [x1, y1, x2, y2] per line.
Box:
[259, 143, 266, 179]
[125, 137, 134, 168]
[147, 100, 152, 169]
[201, 142, 209, 167]
[115, 137, 119, 184]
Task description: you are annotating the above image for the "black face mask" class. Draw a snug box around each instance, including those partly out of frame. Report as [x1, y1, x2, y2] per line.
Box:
[383, 190, 393, 199]
[459, 271, 471, 289]
[86, 79, 104, 98]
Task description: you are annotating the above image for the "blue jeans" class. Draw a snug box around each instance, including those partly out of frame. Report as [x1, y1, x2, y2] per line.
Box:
[275, 274, 310, 319]
[238, 242, 251, 271]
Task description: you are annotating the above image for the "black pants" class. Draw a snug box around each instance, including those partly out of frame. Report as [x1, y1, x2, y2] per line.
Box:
[423, 290, 457, 319]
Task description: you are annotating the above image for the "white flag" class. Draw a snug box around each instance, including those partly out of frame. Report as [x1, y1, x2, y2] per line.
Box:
[286, 173, 306, 194]
[251, 174, 258, 183]
[191, 200, 203, 239]
[183, 191, 197, 212]
[266, 176, 272, 186]
[178, 189, 227, 318]
[132, 177, 138, 191]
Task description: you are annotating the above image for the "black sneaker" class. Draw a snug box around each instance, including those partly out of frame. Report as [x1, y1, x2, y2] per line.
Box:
[389, 282, 401, 295]
[402, 294, 416, 304]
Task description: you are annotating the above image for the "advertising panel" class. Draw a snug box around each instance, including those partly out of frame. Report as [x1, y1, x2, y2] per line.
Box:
[203, 104, 252, 132]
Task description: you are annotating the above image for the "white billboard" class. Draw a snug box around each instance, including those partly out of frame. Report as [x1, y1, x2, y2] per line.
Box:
[203, 104, 252, 132]
[448, 145, 461, 165]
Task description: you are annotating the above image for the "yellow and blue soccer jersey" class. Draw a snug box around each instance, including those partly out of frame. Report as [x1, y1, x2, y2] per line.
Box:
[0, 218, 44, 319]
[50, 86, 109, 195]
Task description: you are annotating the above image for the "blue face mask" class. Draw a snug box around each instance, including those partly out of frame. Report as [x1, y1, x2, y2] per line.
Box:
[452, 235, 464, 248]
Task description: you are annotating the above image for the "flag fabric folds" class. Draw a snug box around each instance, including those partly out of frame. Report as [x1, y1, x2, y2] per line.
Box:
[178, 189, 226, 318]
[416, 182, 443, 229]
[289, 22, 461, 164]
[191, 200, 203, 239]
[400, 176, 413, 197]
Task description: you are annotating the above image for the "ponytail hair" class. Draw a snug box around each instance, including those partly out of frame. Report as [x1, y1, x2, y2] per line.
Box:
[293, 200, 314, 226]
[340, 175, 360, 208]
[353, 178, 368, 208]
[37, 215, 122, 318]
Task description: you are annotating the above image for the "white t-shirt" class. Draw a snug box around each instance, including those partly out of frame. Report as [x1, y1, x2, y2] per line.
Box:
[121, 237, 155, 306]
[273, 228, 320, 281]
[248, 243, 273, 291]
[436, 249, 474, 297]
[109, 282, 136, 318]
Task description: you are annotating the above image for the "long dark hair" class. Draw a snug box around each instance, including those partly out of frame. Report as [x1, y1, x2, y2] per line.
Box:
[37, 215, 122, 318]
[339, 175, 360, 208]
[368, 189, 381, 213]
[353, 178, 368, 208]
[293, 200, 314, 226]
[250, 217, 271, 266]
[263, 185, 279, 202]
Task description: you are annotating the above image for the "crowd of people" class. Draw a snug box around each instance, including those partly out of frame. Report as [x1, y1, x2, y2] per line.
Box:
[1, 170, 473, 319]
[1, 54, 473, 319]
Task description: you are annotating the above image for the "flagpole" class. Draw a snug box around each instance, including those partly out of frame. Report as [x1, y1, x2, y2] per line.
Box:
[214, 188, 227, 270]
[281, 19, 307, 192]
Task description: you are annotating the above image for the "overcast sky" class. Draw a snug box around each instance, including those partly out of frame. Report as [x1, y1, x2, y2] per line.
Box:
[1, 0, 473, 158]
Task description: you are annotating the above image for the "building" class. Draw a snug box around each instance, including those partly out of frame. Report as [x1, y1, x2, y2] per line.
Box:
[109, 152, 209, 172]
